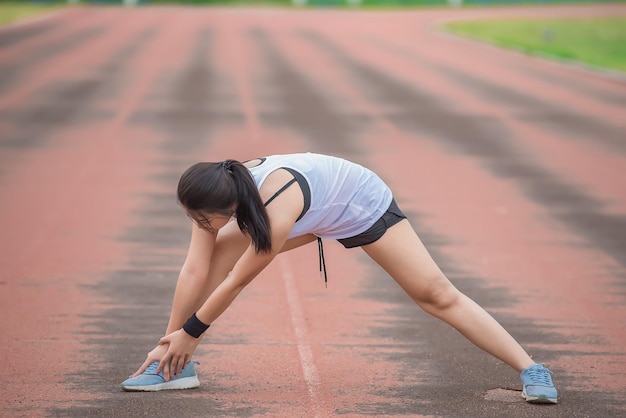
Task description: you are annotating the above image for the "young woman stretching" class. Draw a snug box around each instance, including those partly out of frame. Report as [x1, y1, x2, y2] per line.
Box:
[121, 152, 558, 404]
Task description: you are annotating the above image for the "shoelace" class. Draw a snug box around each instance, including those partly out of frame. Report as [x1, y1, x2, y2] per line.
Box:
[526, 365, 553, 385]
[143, 362, 160, 375]
[141, 360, 198, 376]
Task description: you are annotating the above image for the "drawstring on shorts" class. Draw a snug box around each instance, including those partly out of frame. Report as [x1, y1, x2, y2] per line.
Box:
[317, 237, 327, 288]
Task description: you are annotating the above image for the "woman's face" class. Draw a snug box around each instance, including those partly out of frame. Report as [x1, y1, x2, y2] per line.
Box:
[186, 210, 233, 233]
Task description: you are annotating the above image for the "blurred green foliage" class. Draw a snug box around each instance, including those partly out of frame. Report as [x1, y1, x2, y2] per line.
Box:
[0, 2, 64, 25]
[444, 17, 626, 72]
[316, 0, 623, 6]
[1, 0, 624, 5]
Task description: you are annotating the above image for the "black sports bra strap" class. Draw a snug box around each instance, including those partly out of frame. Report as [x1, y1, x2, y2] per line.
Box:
[263, 178, 297, 207]
[260, 170, 327, 287]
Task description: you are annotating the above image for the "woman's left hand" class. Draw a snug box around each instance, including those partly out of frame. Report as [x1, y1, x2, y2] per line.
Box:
[158, 329, 201, 381]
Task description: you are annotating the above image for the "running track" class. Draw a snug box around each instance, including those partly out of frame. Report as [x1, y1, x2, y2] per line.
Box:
[1, 4, 625, 417]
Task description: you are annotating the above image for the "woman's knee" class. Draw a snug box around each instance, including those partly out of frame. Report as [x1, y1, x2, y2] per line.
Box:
[411, 276, 460, 312]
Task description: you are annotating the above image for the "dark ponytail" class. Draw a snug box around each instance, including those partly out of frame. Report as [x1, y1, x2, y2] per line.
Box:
[177, 160, 272, 253]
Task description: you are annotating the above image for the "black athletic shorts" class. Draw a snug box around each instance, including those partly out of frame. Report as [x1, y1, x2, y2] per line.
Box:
[337, 198, 407, 248]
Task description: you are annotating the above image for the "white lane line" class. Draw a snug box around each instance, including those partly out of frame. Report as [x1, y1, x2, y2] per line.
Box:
[280, 256, 323, 418]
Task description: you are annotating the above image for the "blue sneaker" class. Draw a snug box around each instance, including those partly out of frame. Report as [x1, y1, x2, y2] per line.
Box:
[121, 361, 200, 392]
[520, 363, 558, 404]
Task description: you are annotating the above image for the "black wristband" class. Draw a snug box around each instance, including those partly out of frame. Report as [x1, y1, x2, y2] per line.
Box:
[182, 313, 210, 338]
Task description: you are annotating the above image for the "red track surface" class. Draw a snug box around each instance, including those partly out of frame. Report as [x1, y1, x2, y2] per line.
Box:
[1, 4, 625, 417]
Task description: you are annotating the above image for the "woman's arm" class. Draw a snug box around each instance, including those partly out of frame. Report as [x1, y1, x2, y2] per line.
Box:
[158, 170, 304, 379]
[194, 219, 291, 325]
[192, 168, 305, 324]
[130, 223, 215, 377]
[165, 224, 216, 334]
[158, 214, 296, 379]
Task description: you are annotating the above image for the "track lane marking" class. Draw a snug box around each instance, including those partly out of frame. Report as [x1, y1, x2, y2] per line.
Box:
[280, 256, 323, 418]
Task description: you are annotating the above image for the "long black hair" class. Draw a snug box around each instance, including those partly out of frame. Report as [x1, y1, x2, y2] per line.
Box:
[177, 160, 272, 253]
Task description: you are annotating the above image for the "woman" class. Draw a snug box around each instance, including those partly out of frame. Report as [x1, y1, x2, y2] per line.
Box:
[121, 152, 558, 404]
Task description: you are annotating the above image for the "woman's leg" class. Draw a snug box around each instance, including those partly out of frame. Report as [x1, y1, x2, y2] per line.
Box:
[197, 229, 317, 305]
[280, 234, 317, 252]
[361, 219, 534, 372]
[184, 221, 251, 311]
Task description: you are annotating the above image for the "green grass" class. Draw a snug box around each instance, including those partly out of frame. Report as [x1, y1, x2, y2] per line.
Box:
[443, 17, 626, 73]
[0, 2, 65, 26]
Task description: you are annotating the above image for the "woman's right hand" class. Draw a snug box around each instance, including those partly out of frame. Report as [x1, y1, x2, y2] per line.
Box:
[130, 343, 169, 377]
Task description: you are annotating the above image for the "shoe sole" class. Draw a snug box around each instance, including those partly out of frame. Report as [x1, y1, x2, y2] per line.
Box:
[121, 375, 200, 392]
[522, 389, 558, 404]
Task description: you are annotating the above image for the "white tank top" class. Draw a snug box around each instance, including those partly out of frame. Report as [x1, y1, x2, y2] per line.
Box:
[248, 153, 392, 240]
